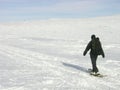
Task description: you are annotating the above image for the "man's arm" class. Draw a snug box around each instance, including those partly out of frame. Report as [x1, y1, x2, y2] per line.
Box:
[99, 41, 105, 58]
[83, 41, 91, 56]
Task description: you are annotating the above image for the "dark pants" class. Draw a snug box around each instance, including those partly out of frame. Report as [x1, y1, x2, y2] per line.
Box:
[90, 53, 99, 73]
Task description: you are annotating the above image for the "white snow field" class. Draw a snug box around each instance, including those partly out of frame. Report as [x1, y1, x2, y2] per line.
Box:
[0, 15, 120, 90]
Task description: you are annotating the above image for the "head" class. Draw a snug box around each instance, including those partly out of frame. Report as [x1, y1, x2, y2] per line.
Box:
[91, 34, 96, 40]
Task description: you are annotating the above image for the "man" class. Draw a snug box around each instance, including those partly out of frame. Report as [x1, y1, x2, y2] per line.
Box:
[83, 35, 105, 75]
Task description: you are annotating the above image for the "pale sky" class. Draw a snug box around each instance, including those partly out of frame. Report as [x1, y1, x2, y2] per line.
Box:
[0, 0, 120, 22]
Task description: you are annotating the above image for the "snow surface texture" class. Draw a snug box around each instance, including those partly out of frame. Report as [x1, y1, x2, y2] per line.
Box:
[0, 15, 120, 90]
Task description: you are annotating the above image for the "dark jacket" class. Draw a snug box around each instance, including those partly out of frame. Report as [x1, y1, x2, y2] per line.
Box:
[83, 38, 105, 58]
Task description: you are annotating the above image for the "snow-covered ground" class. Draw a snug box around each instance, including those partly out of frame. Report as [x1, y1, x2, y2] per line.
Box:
[0, 15, 120, 90]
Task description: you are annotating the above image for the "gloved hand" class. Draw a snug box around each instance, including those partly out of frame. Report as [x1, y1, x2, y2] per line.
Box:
[102, 54, 105, 58]
[83, 51, 87, 56]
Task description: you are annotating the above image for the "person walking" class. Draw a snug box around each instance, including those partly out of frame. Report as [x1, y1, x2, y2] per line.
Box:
[83, 34, 105, 75]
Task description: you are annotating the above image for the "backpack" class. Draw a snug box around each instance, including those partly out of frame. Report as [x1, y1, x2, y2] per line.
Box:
[91, 38, 102, 55]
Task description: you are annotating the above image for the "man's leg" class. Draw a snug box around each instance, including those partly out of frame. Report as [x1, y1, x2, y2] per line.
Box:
[90, 54, 98, 73]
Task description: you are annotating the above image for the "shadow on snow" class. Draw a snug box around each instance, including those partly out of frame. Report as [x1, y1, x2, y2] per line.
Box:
[62, 62, 88, 73]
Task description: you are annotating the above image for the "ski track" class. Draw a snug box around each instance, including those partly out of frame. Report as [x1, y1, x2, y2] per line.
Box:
[0, 38, 120, 90]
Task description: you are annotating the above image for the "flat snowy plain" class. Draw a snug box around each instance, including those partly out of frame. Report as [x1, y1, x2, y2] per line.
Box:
[0, 15, 120, 90]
